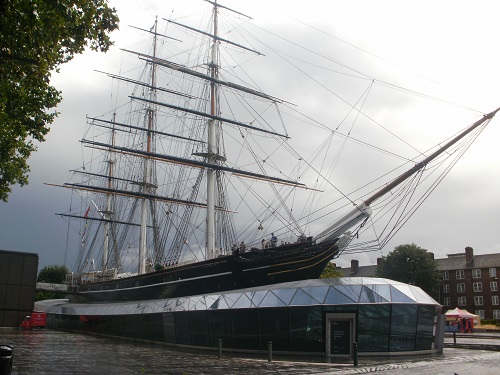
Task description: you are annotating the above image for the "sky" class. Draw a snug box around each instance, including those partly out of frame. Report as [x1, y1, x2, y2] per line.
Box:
[2, 0, 500, 272]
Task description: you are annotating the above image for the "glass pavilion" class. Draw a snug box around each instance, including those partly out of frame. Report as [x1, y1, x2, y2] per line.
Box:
[37, 277, 441, 356]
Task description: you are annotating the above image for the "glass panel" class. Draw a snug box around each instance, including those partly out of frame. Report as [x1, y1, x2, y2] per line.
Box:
[208, 296, 229, 310]
[290, 288, 322, 306]
[409, 286, 436, 304]
[271, 288, 297, 305]
[163, 312, 176, 343]
[359, 286, 386, 303]
[390, 304, 417, 351]
[358, 304, 390, 352]
[216, 296, 230, 309]
[223, 293, 242, 308]
[389, 286, 416, 303]
[333, 285, 362, 303]
[323, 287, 358, 305]
[300, 286, 329, 304]
[289, 307, 323, 352]
[208, 310, 233, 348]
[174, 312, 191, 345]
[232, 293, 252, 308]
[259, 308, 290, 351]
[174, 298, 188, 311]
[163, 299, 177, 311]
[190, 311, 210, 346]
[260, 291, 287, 307]
[191, 296, 206, 310]
[233, 309, 259, 349]
[364, 284, 391, 302]
[415, 305, 434, 350]
[246, 290, 267, 306]
[143, 313, 164, 341]
[392, 284, 417, 302]
[206, 295, 221, 309]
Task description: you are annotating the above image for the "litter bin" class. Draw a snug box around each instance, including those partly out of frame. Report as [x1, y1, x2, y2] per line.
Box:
[0, 345, 13, 375]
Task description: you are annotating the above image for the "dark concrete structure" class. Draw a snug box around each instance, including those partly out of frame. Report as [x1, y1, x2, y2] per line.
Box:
[0, 249, 38, 326]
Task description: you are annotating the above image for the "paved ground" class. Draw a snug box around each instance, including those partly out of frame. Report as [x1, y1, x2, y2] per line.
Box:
[1, 329, 499, 374]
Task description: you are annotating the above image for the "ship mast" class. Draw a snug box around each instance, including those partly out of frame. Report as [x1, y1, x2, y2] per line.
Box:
[206, 2, 220, 260]
[139, 18, 159, 274]
[102, 112, 117, 270]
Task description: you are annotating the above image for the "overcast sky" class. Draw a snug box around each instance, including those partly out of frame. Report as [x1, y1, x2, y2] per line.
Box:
[2, 0, 500, 271]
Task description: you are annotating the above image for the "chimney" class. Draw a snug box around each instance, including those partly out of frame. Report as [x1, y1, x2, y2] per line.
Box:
[465, 246, 474, 263]
[376, 257, 383, 266]
[428, 252, 434, 260]
[350, 259, 359, 275]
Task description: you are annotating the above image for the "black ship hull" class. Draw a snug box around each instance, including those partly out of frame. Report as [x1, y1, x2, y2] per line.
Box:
[70, 239, 339, 303]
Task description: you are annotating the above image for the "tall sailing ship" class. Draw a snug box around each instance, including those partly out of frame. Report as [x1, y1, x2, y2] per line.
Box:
[49, 1, 498, 303]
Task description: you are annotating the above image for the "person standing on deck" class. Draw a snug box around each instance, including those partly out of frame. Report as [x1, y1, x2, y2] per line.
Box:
[270, 233, 278, 248]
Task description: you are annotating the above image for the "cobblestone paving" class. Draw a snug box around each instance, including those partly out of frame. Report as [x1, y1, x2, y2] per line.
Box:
[1, 329, 499, 374]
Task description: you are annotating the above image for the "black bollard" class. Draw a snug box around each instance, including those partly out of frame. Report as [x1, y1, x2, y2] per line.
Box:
[453, 331, 456, 344]
[353, 342, 358, 367]
[267, 341, 272, 362]
[0, 345, 13, 375]
[218, 339, 222, 359]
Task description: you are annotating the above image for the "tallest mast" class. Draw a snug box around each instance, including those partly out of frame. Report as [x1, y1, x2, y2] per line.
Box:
[206, 1, 220, 259]
[138, 18, 159, 274]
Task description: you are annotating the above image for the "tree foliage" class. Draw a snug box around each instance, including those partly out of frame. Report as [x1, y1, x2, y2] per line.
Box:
[376, 243, 440, 299]
[320, 262, 342, 278]
[36, 264, 69, 300]
[0, 0, 119, 201]
[37, 264, 69, 283]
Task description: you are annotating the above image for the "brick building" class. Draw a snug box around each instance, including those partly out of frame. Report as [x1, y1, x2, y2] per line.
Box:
[436, 247, 500, 320]
[337, 246, 500, 320]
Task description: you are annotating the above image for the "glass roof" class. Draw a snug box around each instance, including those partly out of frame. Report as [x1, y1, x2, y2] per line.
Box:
[36, 277, 439, 316]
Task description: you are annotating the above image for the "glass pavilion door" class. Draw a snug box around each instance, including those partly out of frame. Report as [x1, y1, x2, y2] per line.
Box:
[325, 313, 356, 357]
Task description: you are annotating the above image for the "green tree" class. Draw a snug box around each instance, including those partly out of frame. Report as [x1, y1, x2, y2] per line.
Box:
[36, 264, 69, 301]
[320, 262, 342, 278]
[0, 0, 119, 201]
[37, 264, 69, 283]
[376, 243, 440, 299]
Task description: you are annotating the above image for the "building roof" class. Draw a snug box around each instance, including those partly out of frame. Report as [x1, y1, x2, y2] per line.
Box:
[436, 253, 500, 271]
[337, 265, 377, 278]
[36, 277, 439, 316]
[336, 248, 500, 276]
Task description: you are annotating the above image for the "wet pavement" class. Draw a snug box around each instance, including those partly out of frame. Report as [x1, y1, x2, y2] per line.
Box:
[0, 328, 499, 374]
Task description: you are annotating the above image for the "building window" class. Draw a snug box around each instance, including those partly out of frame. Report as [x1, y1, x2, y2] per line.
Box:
[444, 297, 450, 306]
[493, 296, 499, 306]
[443, 284, 450, 293]
[458, 296, 466, 306]
[490, 268, 497, 278]
[474, 296, 484, 306]
[442, 271, 449, 280]
[491, 282, 498, 292]
[456, 270, 465, 279]
[457, 283, 466, 293]
[493, 310, 500, 319]
[473, 282, 482, 293]
[472, 269, 481, 278]
[475, 310, 485, 319]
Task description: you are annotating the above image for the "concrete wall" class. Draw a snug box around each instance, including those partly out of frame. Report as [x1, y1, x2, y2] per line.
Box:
[0, 249, 38, 326]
